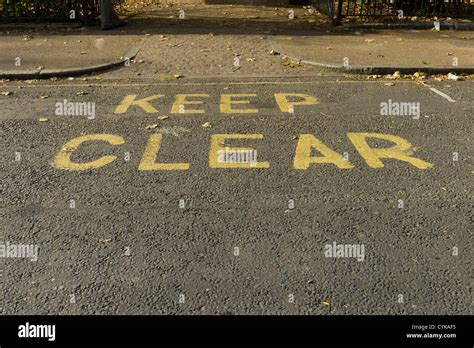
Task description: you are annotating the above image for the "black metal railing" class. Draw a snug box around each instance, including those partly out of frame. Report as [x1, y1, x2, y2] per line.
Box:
[310, 0, 474, 24]
[0, 0, 100, 23]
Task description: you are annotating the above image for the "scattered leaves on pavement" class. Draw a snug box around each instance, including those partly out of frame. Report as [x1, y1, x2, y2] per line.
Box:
[281, 59, 300, 68]
[159, 74, 178, 82]
[386, 71, 401, 80]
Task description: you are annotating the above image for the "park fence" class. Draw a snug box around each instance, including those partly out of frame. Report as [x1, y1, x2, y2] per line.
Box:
[310, 0, 474, 24]
[0, 0, 100, 23]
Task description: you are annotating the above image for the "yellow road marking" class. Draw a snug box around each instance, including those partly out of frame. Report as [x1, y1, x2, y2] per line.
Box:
[220, 94, 259, 114]
[171, 94, 209, 114]
[209, 134, 270, 169]
[275, 93, 319, 113]
[52, 132, 433, 171]
[139, 134, 190, 170]
[9, 80, 416, 88]
[348, 132, 433, 169]
[294, 134, 354, 169]
[52, 134, 124, 170]
[114, 94, 164, 114]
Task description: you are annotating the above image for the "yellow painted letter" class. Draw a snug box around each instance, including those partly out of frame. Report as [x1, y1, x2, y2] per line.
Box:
[347, 132, 433, 169]
[275, 93, 319, 113]
[114, 94, 164, 114]
[139, 134, 190, 170]
[52, 134, 124, 170]
[220, 94, 258, 114]
[294, 134, 354, 169]
[171, 94, 209, 114]
[209, 134, 269, 169]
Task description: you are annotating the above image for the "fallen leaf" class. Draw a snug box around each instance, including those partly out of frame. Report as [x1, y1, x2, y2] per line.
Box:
[282, 59, 300, 68]
[0, 91, 13, 96]
[159, 75, 177, 82]
[201, 122, 212, 128]
[145, 124, 158, 129]
[157, 116, 169, 120]
[414, 72, 427, 79]
[39, 95, 49, 99]
[387, 71, 401, 80]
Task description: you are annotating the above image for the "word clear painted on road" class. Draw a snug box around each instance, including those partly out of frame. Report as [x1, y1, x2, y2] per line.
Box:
[114, 93, 319, 115]
[52, 133, 433, 171]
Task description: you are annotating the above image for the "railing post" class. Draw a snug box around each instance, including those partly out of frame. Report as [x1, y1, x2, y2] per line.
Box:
[334, 0, 343, 25]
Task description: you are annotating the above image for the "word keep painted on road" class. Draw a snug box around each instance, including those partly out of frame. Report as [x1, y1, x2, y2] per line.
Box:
[114, 93, 319, 114]
[51, 92, 433, 171]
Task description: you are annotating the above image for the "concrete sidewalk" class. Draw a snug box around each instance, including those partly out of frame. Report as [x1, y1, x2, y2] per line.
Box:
[1, 4, 474, 79]
[269, 29, 474, 74]
[0, 26, 141, 79]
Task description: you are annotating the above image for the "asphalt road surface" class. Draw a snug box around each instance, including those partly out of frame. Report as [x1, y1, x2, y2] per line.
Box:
[0, 75, 472, 315]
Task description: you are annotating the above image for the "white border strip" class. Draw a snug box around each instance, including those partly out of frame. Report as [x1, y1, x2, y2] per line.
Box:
[426, 85, 457, 103]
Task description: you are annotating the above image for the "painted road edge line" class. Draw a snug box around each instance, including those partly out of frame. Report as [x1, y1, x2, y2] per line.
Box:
[425, 84, 457, 103]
